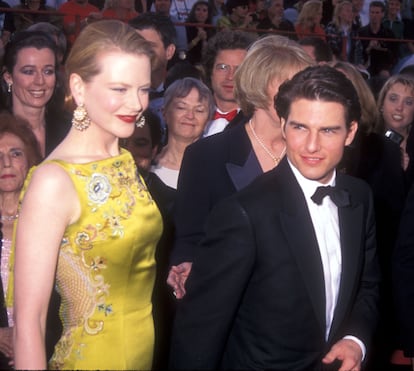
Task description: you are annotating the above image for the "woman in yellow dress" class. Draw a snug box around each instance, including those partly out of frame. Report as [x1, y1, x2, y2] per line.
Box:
[11, 20, 162, 369]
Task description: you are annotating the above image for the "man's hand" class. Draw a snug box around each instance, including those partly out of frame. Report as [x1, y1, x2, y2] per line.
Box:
[167, 262, 193, 299]
[322, 338, 362, 371]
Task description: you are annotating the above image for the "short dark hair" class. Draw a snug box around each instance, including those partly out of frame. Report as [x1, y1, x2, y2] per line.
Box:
[298, 37, 333, 62]
[370, 1, 385, 11]
[202, 30, 256, 87]
[275, 65, 361, 128]
[129, 13, 177, 48]
[0, 111, 42, 168]
[225, 0, 249, 14]
[164, 77, 215, 120]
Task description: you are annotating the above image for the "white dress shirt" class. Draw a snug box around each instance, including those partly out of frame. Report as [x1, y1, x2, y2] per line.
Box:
[288, 160, 366, 359]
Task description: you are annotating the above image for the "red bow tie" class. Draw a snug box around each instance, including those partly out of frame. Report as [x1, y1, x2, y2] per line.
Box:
[213, 109, 238, 122]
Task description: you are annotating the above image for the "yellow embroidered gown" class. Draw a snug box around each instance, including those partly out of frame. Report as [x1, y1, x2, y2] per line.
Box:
[22, 150, 162, 370]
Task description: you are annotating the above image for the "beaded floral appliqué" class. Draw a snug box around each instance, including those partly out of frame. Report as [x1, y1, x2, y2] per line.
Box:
[87, 173, 111, 204]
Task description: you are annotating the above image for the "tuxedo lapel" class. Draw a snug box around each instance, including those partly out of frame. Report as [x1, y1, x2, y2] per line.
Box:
[225, 125, 262, 191]
[276, 159, 327, 334]
[329, 180, 364, 340]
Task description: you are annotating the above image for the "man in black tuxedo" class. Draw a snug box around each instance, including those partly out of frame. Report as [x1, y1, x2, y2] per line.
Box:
[169, 66, 380, 370]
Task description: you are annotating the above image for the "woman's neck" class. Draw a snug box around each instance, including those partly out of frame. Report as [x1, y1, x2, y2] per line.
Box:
[246, 108, 286, 172]
[250, 109, 283, 143]
[156, 136, 193, 170]
[47, 126, 120, 163]
[13, 102, 46, 132]
[0, 192, 20, 217]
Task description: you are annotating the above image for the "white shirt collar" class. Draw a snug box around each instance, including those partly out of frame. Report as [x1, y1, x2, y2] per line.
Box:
[287, 158, 336, 200]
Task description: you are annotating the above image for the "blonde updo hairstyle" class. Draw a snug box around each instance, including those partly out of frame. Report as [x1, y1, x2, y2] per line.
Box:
[65, 20, 154, 85]
[234, 35, 314, 116]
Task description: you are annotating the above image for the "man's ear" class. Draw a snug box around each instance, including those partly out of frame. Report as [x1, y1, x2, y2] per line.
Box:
[165, 43, 176, 61]
[280, 118, 287, 139]
[69, 73, 85, 106]
[345, 120, 358, 146]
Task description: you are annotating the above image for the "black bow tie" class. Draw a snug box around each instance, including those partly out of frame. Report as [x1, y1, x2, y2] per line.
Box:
[311, 186, 350, 207]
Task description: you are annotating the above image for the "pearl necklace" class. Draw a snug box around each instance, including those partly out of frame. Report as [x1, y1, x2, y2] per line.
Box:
[249, 119, 286, 166]
[0, 214, 19, 222]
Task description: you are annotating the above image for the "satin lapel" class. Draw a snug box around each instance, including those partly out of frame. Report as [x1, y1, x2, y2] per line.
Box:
[225, 125, 262, 191]
[226, 151, 262, 191]
[277, 160, 326, 334]
[329, 198, 364, 340]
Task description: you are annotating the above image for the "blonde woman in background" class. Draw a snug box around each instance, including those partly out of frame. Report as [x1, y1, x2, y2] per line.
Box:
[295, 0, 326, 40]
[168, 35, 314, 299]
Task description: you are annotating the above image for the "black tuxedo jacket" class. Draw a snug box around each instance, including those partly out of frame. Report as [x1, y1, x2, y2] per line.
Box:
[170, 158, 380, 370]
[393, 183, 414, 357]
[171, 122, 260, 265]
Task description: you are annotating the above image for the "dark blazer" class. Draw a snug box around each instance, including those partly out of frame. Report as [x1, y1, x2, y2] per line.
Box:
[393, 183, 414, 357]
[170, 158, 380, 370]
[171, 121, 260, 265]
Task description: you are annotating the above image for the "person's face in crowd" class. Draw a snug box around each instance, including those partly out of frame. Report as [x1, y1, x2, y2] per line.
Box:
[73, 51, 151, 139]
[352, 0, 363, 13]
[387, 0, 401, 19]
[154, 0, 171, 15]
[124, 123, 157, 174]
[339, 2, 353, 24]
[211, 49, 247, 107]
[26, 0, 41, 10]
[135, 28, 175, 84]
[195, 3, 209, 22]
[232, 4, 249, 18]
[369, 5, 384, 26]
[4, 47, 56, 111]
[256, 0, 266, 12]
[269, 0, 284, 19]
[0, 133, 29, 194]
[164, 88, 210, 141]
[382, 82, 414, 135]
[282, 98, 357, 184]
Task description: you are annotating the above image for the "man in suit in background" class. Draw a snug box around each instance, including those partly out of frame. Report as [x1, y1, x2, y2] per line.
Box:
[129, 13, 177, 143]
[169, 65, 380, 370]
[201, 30, 256, 137]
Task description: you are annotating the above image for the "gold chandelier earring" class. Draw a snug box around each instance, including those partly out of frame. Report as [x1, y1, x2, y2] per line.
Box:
[72, 103, 91, 131]
[135, 115, 145, 128]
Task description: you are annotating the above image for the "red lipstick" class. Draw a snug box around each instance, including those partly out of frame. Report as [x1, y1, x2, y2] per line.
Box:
[116, 115, 136, 124]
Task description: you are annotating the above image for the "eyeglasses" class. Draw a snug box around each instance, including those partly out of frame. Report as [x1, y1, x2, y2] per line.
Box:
[214, 63, 239, 74]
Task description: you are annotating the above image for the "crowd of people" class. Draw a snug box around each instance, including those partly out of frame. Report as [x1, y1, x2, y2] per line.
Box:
[0, 0, 414, 369]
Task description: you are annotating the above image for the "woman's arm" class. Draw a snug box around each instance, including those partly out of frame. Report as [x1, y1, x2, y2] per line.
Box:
[13, 163, 79, 369]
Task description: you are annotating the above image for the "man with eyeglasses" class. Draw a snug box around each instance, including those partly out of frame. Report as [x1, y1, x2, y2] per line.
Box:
[202, 30, 256, 137]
